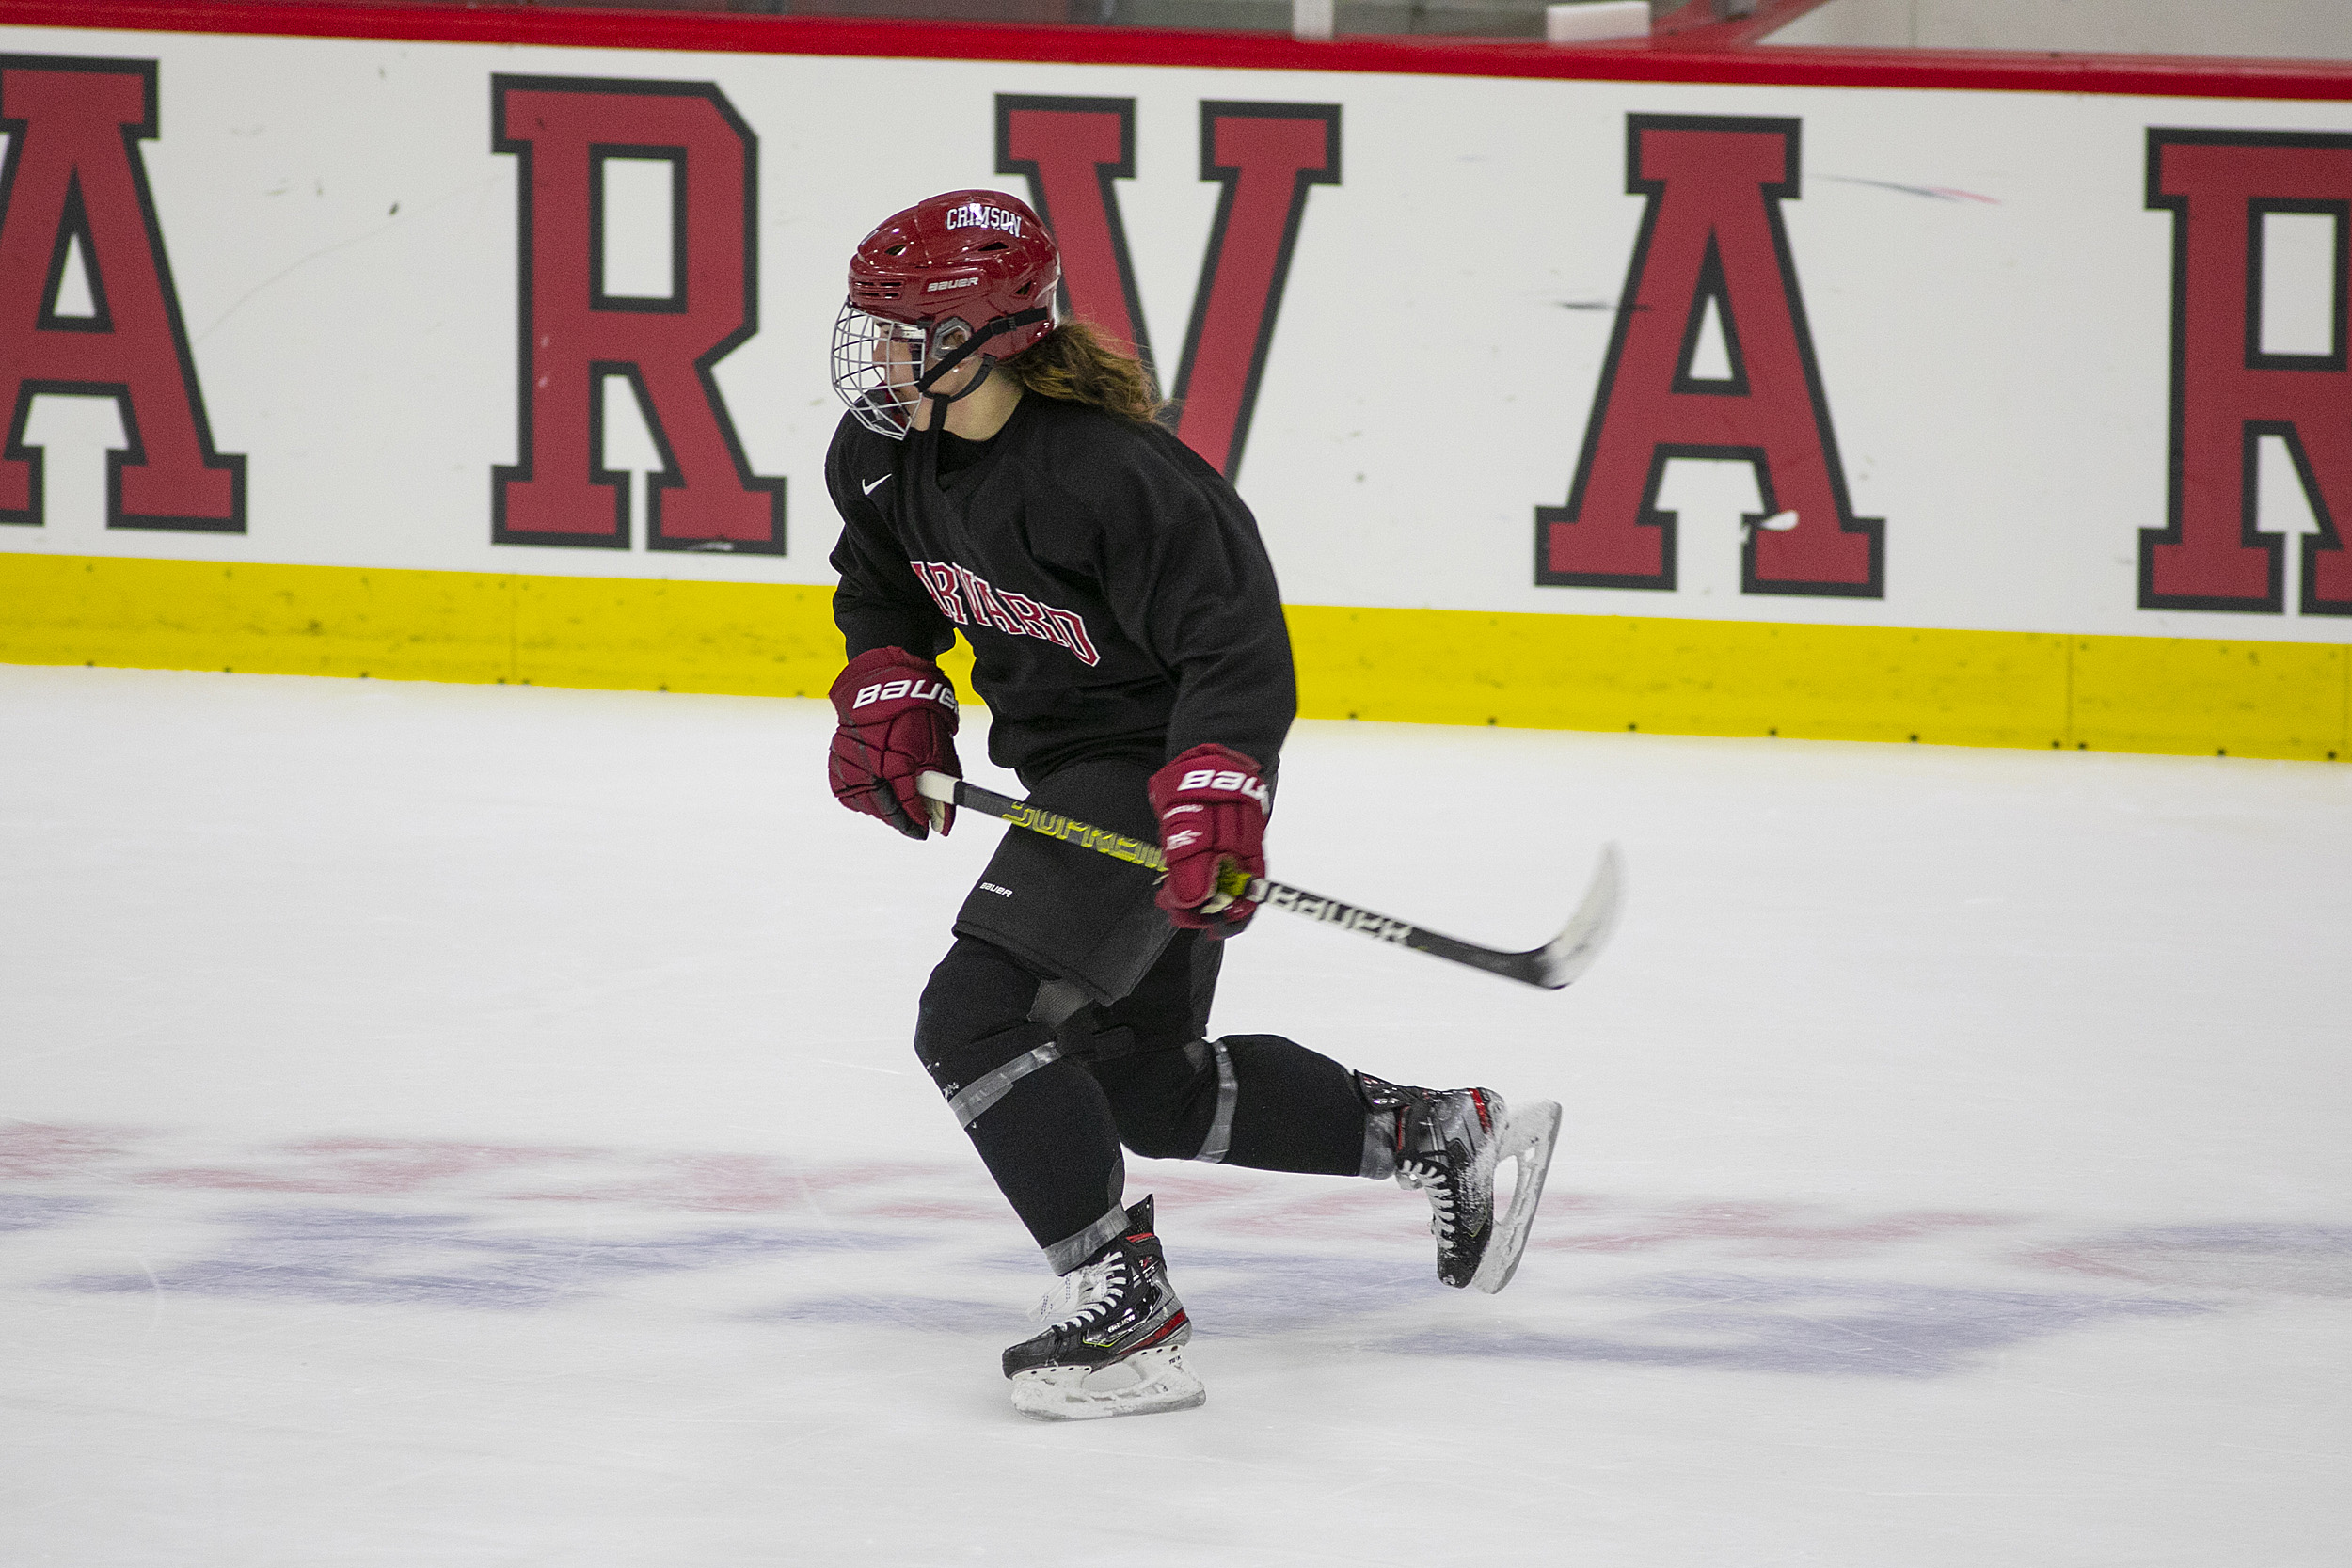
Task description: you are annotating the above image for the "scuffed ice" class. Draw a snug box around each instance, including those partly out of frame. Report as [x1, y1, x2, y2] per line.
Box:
[3, 666, 2345, 1567]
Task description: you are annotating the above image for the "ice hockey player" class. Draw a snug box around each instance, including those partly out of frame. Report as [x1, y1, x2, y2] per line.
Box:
[822, 189, 1561, 1420]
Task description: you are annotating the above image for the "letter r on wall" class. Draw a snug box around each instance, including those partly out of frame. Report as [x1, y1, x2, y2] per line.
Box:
[492, 76, 784, 553]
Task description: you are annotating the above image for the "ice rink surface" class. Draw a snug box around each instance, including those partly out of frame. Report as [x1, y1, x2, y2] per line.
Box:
[4, 663, 2346, 1566]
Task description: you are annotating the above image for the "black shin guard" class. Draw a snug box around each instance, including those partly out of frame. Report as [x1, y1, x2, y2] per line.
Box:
[1216, 1036, 1375, 1175]
[914, 938, 1126, 1268]
[1089, 1033, 1371, 1176]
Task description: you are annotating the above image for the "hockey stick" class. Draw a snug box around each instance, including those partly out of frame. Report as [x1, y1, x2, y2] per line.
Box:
[914, 770, 1623, 990]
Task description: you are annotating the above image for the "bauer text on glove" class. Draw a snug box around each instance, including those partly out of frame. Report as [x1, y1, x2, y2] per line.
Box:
[828, 647, 961, 839]
[1146, 743, 1268, 936]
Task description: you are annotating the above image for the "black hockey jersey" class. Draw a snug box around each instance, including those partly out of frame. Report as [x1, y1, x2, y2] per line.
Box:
[826, 395, 1296, 784]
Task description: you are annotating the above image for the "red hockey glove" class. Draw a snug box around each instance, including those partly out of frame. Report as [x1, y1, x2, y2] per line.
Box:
[828, 647, 961, 840]
[1147, 743, 1269, 937]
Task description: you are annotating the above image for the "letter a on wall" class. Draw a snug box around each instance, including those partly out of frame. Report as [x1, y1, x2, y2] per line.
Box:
[1538, 116, 1882, 596]
[492, 77, 784, 553]
[0, 56, 245, 531]
[2145, 130, 2352, 616]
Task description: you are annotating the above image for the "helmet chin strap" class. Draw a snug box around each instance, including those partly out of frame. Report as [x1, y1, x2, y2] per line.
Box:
[912, 307, 1049, 431]
[919, 359, 993, 432]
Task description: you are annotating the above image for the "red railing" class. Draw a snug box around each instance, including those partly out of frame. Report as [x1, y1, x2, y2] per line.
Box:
[3, 0, 2349, 98]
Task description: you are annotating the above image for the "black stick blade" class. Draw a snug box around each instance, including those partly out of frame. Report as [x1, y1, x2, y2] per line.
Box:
[1521, 843, 1624, 990]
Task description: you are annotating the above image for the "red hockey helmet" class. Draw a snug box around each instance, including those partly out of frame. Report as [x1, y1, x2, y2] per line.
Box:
[832, 190, 1061, 437]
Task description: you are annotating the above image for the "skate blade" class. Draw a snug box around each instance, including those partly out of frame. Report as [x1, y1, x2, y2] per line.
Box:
[1470, 1100, 1562, 1295]
[1008, 1345, 1206, 1422]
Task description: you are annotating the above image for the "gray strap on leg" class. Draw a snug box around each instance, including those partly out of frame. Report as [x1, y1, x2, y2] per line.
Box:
[1193, 1038, 1238, 1164]
[1359, 1109, 1398, 1180]
[945, 1044, 1063, 1129]
[1044, 1201, 1130, 1275]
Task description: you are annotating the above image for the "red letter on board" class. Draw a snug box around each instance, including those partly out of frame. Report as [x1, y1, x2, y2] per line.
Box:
[997, 96, 1156, 379]
[492, 77, 783, 553]
[995, 96, 1339, 483]
[2145, 130, 2352, 616]
[1169, 103, 1340, 483]
[1538, 116, 1881, 596]
[0, 56, 243, 531]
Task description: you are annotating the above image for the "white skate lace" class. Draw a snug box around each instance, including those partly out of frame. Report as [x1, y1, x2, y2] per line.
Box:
[1397, 1157, 1457, 1243]
[1034, 1259, 1127, 1329]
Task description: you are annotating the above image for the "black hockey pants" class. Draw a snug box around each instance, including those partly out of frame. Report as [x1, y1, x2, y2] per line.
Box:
[913, 755, 1376, 1273]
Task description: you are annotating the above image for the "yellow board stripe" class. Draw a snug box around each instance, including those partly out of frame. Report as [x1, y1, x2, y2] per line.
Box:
[0, 554, 853, 694]
[3, 553, 2344, 762]
[1283, 604, 2350, 760]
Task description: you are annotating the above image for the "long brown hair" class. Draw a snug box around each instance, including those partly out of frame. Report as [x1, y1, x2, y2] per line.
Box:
[998, 320, 1162, 424]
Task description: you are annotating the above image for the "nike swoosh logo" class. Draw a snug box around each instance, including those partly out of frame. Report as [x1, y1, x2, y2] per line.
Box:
[862, 473, 891, 496]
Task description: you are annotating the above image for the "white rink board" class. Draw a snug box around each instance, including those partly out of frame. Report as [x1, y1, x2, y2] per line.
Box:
[1, 22, 2350, 641]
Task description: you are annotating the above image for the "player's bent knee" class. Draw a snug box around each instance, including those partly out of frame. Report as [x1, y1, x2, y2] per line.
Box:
[1092, 1039, 1220, 1161]
[914, 936, 1049, 1079]
[918, 1019, 1055, 1097]
[912, 940, 1072, 1131]
[1112, 1111, 1206, 1162]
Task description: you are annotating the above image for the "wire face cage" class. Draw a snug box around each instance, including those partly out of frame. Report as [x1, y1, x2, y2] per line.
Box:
[832, 304, 975, 439]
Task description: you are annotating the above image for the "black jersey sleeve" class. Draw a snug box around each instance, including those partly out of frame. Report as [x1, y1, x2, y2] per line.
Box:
[1043, 424, 1295, 771]
[825, 416, 955, 663]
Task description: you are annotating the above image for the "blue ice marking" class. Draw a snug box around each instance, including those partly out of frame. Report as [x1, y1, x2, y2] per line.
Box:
[1385, 1271, 2213, 1378]
[976, 1245, 1431, 1338]
[1161, 1248, 1430, 1337]
[57, 1206, 907, 1309]
[750, 1295, 1015, 1333]
[2044, 1223, 2352, 1296]
[0, 1194, 100, 1233]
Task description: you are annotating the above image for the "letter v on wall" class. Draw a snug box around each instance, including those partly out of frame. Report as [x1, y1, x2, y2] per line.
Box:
[994, 94, 1339, 483]
[996, 95, 1155, 379]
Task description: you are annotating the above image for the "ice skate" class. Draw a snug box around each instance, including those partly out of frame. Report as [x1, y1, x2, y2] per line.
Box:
[1360, 1074, 1563, 1293]
[1002, 1196, 1204, 1421]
